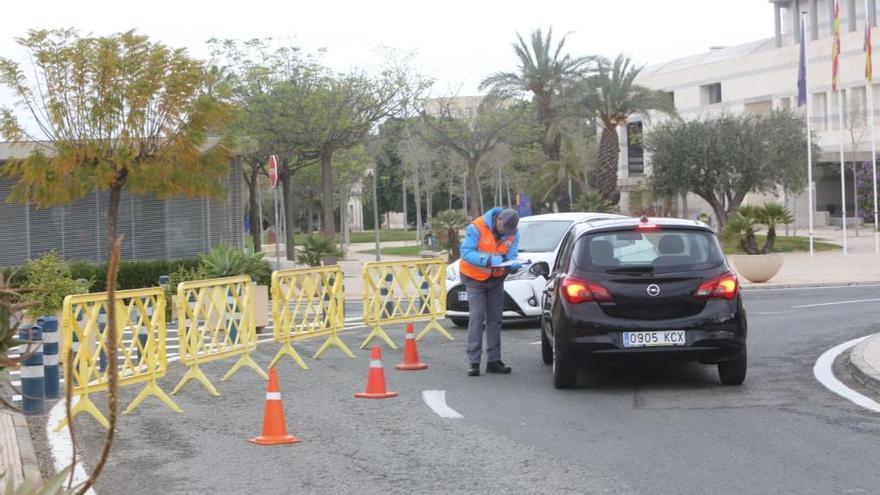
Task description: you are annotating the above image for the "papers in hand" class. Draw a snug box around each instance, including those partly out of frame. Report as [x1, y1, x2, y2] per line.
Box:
[491, 259, 532, 268]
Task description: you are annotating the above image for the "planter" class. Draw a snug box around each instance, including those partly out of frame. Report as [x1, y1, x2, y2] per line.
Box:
[321, 255, 338, 266]
[728, 253, 784, 283]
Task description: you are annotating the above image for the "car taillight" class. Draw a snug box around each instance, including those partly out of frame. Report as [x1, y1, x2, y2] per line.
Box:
[560, 276, 613, 304]
[694, 272, 739, 300]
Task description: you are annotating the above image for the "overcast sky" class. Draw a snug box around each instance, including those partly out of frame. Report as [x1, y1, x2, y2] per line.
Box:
[1, 0, 773, 104]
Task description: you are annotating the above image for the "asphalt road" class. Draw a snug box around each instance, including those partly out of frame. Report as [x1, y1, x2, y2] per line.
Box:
[70, 285, 880, 494]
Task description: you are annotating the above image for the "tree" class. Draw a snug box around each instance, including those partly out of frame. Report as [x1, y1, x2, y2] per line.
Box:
[208, 38, 323, 259]
[281, 56, 431, 236]
[0, 29, 234, 254]
[480, 27, 597, 165]
[647, 110, 813, 229]
[579, 54, 676, 204]
[420, 96, 525, 217]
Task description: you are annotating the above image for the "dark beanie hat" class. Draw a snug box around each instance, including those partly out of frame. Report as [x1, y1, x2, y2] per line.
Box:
[497, 208, 519, 233]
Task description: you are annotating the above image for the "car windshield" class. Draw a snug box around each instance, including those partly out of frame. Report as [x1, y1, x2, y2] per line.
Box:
[573, 228, 725, 274]
[516, 220, 573, 252]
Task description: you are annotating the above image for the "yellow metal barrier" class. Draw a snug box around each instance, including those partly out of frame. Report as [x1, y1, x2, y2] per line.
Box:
[361, 258, 450, 349]
[56, 288, 181, 431]
[270, 266, 354, 369]
[172, 276, 267, 397]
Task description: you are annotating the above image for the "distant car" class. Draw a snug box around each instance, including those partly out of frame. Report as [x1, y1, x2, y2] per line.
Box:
[445, 212, 624, 327]
[540, 216, 748, 389]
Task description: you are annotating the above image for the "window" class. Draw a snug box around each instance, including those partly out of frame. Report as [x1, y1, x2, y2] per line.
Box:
[627, 122, 644, 177]
[573, 229, 725, 274]
[664, 91, 675, 106]
[744, 99, 772, 117]
[700, 83, 722, 105]
[553, 231, 575, 274]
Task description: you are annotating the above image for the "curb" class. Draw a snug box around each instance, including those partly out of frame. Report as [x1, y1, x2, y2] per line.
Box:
[0, 409, 42, 488]
[741, 280, 880, 291]
[848, 333, 880, 395]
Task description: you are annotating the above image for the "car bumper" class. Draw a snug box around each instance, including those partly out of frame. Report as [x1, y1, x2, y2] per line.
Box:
[552, 300, 747, 365]
[445, 279, 544, 321]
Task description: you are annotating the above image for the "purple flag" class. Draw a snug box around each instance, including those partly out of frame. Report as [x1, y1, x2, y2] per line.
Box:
[797, 17, 807, 106]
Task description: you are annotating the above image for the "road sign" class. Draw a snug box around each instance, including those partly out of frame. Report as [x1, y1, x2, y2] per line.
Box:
[268, 155, 279, 188]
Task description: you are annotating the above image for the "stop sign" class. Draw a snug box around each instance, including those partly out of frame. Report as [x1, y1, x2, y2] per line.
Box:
[268, 155, 279, 188]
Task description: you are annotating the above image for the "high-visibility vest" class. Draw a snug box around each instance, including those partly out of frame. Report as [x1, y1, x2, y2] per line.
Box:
[459, 216, 514, 281]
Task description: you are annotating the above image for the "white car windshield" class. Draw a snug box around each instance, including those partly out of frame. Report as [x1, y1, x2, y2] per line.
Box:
[517, 220, 573, 252]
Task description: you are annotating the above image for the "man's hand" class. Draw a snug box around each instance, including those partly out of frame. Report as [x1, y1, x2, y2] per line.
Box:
[489, 255, 504, 266]
[508, 262, 522, 272]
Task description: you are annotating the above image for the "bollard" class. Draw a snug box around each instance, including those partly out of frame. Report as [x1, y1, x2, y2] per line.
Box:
[226, 287, 240, 345]
[19, 325, 45, 415]
[38, 316, 60, 399]
[419, 280, 430, 315]
[382, 273, 394, 318]
[98, 305, 108, 372]
[158, 275, 170, 291]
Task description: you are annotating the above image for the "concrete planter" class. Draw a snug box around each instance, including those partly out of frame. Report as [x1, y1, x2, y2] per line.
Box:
[728, 253, 784, 283]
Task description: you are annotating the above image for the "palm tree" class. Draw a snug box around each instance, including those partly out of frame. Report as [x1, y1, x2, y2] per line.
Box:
[581, 55, 677, 205]
[480, 27, 598, 164]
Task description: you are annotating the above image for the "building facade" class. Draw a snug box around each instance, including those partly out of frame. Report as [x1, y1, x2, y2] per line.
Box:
[0, 141, 245, 267]
[625, 0, 880, 226]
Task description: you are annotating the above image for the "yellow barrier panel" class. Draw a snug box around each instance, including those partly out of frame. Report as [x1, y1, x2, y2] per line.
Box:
[55, 288, 181, 431]
[172, 276, 267, 397]
[361, 258, 450, 349]
[270, 266, 354, 369]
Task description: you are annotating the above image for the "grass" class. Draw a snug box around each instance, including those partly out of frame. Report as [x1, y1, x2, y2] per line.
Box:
[356, 245, 425, 257]
[721, 234, 840, 254]
[349, 230, 418, 243]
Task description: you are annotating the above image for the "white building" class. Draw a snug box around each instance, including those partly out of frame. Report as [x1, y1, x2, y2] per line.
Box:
[626, 0, 880, 227]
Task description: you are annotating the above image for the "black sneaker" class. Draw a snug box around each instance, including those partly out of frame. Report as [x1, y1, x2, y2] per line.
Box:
[468, 363, 480, 377]
[486, 360, 512, 374]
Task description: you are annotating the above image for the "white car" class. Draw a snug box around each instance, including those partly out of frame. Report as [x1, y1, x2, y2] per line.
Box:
[445, 212, 624, 327]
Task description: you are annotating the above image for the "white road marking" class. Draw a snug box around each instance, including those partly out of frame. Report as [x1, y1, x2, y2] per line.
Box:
[747, 284, 880, 292]
[48, 397, 96, 494]
[422, 390, 463, 419]
[529, 341, 541, 345]
[793, 298, 880, 309]
[813, 336, 880, 414]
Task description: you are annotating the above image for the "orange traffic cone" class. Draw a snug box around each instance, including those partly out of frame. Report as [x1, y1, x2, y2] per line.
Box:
[395, 323, 428, 371]
[249, 368, 301, 445]
[354, 346, 399, 399]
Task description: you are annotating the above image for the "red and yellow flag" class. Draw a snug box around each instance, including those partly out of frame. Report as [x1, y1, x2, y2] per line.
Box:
[833, 0, 841, 90]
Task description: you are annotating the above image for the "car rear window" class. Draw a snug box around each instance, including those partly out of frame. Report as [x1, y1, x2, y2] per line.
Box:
[573, 229, 725, 274]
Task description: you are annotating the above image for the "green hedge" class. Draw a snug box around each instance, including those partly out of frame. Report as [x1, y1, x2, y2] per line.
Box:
[68, 258, 202, 292]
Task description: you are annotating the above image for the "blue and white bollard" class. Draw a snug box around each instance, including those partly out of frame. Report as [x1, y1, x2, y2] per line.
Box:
[38, 316, 60, 399]
[227, 288, 239, 345]
[19, 325, 45, 415]
[158, 275, 170, 291]
[98, 305, 108, 372]
[382, 273, 394, 318]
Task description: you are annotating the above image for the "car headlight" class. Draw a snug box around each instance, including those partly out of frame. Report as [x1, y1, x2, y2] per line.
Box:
[506, 266, 537, 281]
[446, 264, 459, 281]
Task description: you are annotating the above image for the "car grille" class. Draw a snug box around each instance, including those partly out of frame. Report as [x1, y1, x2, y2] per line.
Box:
[447, 287, 523, 315]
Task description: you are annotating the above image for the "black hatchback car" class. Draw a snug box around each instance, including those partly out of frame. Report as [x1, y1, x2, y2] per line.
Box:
[539, 216, 747, 389]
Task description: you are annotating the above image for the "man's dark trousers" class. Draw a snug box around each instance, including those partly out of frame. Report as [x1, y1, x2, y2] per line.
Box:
[463, 273, 505, 365]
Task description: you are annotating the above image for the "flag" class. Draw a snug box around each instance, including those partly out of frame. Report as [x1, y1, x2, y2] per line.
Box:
[866, 10, 874, 82]
[832, 0, 841, 91]
[798, 17, 807, 106]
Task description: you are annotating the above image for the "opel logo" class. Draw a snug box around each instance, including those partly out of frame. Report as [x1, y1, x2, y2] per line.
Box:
[646, 284, 661, 297]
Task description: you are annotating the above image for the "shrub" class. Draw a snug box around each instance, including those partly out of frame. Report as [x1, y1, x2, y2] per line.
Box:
[296, 236, 342, 267]
[69, 258, 201, 292]
[23, 251, 85, 317]
[724, 203, 794, 254]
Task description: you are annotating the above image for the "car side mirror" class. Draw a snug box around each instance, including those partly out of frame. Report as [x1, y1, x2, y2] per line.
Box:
[530, 262, 550, 278]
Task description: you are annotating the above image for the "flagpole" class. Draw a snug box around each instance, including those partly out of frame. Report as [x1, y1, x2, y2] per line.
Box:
[868, 0, 880, 255]
[802, 12, 816, 256]
[838, 86, 849, 255]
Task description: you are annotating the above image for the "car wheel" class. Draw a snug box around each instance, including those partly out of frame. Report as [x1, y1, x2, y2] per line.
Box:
[552, 338, 577, 389]
[717, 348, 747, 385]
[451, 318, 469, 328]
[540, 324, 552, 365]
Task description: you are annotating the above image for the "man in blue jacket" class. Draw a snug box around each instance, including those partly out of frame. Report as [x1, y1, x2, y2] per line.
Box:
[459, 207, 521, 376]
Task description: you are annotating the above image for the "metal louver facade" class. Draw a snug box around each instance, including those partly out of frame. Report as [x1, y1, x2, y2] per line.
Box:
[0, 158, 244, 266]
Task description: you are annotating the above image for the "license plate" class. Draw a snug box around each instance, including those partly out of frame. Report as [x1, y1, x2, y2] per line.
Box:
[622, 330, 686, 348]
[458, 291, 468, 302]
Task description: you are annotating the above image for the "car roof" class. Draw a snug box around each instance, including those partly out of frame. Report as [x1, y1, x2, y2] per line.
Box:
[572, 216, 713, 235]
[519, 212, 626, 223]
